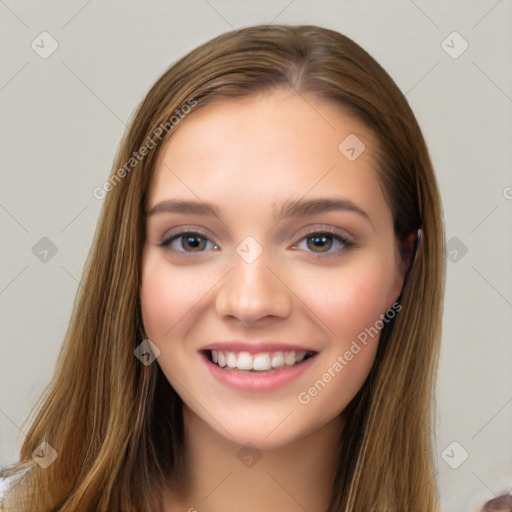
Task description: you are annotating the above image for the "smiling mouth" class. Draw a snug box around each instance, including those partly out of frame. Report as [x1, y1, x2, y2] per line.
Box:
[203, 349, 317, 373]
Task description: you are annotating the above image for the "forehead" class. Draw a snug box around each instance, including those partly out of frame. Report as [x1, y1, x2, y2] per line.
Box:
[148, 89, 386, 218]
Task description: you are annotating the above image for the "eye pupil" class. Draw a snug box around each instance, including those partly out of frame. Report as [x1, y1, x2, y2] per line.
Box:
[184, 235, 205, 251]
[307, 234, 332, 252]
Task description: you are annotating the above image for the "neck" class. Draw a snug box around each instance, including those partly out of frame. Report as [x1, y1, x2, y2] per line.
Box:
[164, 406, 344, 512]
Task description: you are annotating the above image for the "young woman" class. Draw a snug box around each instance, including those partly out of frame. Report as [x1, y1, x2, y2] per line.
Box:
[1, 25, 445, 511]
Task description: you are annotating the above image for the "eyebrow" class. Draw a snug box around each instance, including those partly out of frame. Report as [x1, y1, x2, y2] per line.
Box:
[147, 197, 371, 224]
[276, 197, 371, 223]
[147, 199, 221, 217]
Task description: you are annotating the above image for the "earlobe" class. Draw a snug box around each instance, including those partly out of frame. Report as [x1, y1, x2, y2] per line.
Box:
[399, 228, 422, 297]
[407, 228, 422, 275]
[387, 229, 422, 309]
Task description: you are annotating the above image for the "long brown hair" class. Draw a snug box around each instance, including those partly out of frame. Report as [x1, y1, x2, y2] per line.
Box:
[1, 24, 444, 511]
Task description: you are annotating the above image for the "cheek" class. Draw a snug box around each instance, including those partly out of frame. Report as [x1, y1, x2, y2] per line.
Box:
[140, 253, 209, 341]
[295, 260, 394, 415]
[306, 257, 397, 343]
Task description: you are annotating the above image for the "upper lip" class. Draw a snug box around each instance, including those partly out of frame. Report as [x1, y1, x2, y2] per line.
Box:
[200, 341, 318, 354]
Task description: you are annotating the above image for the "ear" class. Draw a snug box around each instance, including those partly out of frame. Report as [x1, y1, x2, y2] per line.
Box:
[386, 229, 421, 308]
[402, 229, 421, 275]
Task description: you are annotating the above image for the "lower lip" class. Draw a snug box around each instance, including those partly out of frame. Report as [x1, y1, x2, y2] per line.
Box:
[200, 351, 318, 392]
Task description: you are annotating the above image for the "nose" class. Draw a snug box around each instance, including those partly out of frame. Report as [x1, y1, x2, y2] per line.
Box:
[215, 249, 293, 326]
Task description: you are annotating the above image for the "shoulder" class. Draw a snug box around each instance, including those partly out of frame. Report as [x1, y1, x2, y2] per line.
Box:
[0, 472, 11, 506]
[0, 467, 13, 498]
[0, 465, 28, 507]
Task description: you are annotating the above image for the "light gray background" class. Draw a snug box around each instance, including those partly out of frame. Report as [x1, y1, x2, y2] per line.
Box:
[1, 1, 511, 510]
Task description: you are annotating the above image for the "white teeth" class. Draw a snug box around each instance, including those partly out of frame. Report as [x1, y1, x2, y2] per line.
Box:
[226, 352, 237, 368]
[296, 350, 307, 363]
[252, 353, 272, 371]
[284, 351, 296, 366]
[271, 352, 284, 368]
[237, 351, 253, 370]
[209, 349, 312, 371]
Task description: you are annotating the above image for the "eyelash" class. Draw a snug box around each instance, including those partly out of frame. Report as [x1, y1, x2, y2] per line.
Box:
[159, 227, 355, 257]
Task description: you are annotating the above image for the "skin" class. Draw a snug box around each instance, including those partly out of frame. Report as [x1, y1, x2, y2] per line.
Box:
[140, 88, 408, 511]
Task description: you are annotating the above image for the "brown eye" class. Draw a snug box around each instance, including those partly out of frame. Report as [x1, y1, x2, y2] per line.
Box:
[161, 232, 217, 253]
[294, 230, 353, 256]
[306, 234, 334, 253]
[181, 234, 207, 252]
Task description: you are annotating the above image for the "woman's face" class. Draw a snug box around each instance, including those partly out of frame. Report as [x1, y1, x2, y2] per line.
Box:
[141, 89, 406, 449]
